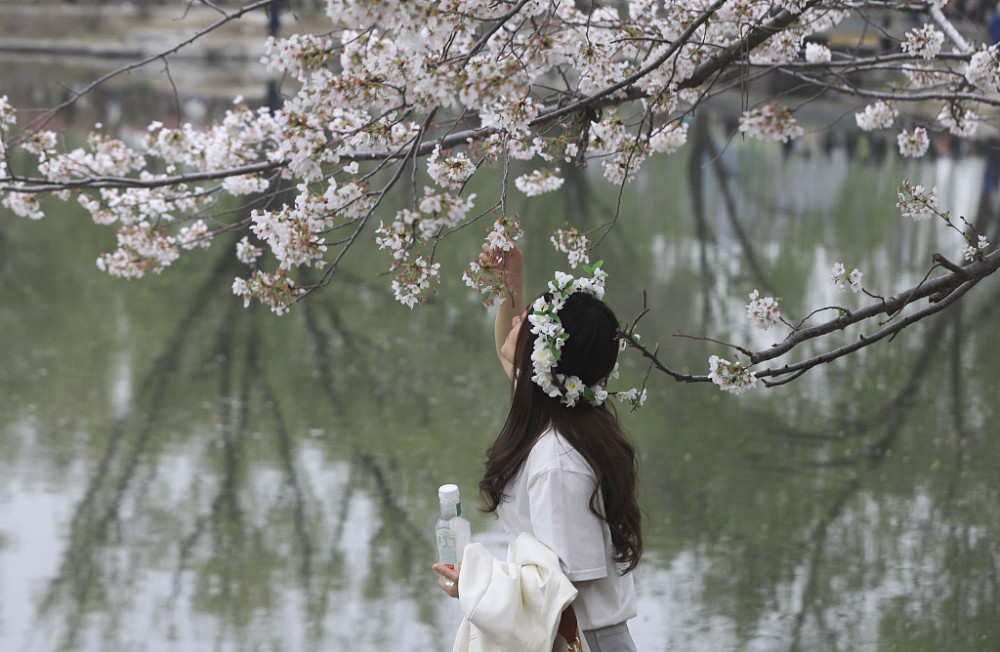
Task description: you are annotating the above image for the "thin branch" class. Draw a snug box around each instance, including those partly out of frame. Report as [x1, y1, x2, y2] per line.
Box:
[25, 0, 276, 132]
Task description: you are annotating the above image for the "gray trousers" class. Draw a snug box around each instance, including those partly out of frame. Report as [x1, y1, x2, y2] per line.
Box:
[582, 623, 637, 652]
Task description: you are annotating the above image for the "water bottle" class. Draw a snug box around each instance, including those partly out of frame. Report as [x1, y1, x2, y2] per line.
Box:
[435, 483, 471, 587]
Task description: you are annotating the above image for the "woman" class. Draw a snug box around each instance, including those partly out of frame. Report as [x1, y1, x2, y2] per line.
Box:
[434, 244, 642, 652]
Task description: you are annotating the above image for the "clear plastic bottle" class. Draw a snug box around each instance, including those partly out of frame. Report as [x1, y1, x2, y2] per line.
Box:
[435, 483, 471, 587]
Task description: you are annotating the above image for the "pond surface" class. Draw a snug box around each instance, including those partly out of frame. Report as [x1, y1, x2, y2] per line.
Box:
[1, 61, 999, 652]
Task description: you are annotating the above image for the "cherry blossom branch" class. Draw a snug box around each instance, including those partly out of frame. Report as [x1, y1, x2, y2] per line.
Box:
[678, 0, 824, 90]
[756, 249, 1000, 365]
[532, 0, 731, 127]
[624, 247, 1000, 387]
[756, 273, 980, 382]
[1, 161, 281, 193]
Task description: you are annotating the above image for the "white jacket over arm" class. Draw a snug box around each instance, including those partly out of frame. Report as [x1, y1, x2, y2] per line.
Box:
[453, 533, 590, 652]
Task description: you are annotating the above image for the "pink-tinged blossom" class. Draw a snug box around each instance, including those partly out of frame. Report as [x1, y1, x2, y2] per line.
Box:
[177, 220, 212, 250]
[323, 181, 374, 220]
[901, 24, 945, 60]
[966, 45, 1000, 91]
[963, 234, 990, 261]
[376, 209, 418, 263]
[2, 192, 44, 220]
[896, 181, 939, 221]
[897, 127, 930, 158]
[414, 188, 477, 238]
[249, 190, 332, 271]
[231, 269, 304, 315]
[649, 122, 688, 153]
[97, 222, 180, 278]
[515, 168, 564, 196]
[937, 104, 978, 137]
[751, 30, 803, 64]
[262, 33, 336, 83]
[904, 63, 953, 89]
[602, 141, 650, 185]
[392, 256, 441, 308]
[855, 101, 897, 131]
[21, 130, 57, 157]
[0, 95, 16, 128]
[236, 236, 264, 265]
[485, 218, 522, 252]
[463, 218, 523, 306]
[738, 104, 804, 143]
[614, 388, 647, 409]
[550, 227, 590, 269]
[708, 355, 757, 395]
[805, 42, 831, 63]
[44, 131, 146, 180]
[830, 262, 863, 293]
[479, 96, 540, 136]
[746, 289, 782, 330]
[222, 174, 270, 195]
[426, 145, 476, 190]
[849, 268, 863, 293]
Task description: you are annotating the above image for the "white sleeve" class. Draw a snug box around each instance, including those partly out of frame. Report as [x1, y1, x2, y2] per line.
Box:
[527, 467, 608, 582]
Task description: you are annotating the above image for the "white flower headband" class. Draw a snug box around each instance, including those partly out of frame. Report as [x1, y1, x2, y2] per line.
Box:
[528, 263, 646, 409]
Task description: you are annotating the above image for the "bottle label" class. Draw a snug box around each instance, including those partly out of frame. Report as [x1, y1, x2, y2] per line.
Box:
[436, 527, 458, 566]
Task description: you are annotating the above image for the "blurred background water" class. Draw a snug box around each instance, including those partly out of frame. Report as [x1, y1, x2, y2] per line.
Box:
[1, 4, 999, 651]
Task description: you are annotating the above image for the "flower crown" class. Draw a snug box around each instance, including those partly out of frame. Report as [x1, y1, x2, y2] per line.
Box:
[527, 263, 645, 409]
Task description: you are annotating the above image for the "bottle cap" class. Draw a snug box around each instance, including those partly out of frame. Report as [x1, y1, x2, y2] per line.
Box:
[438, 483, 460, 503]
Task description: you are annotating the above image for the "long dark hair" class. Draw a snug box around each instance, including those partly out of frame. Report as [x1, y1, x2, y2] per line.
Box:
[479, 292, 643, 573]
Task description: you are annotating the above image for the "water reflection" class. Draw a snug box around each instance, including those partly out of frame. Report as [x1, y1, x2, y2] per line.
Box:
[2, 83, 999, 652]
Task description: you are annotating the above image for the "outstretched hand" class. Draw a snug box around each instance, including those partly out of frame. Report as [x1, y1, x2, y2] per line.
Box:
[478, 242, 524, 292]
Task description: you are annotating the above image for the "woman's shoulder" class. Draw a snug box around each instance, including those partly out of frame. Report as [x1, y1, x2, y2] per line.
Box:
[525, 428, 593, 477]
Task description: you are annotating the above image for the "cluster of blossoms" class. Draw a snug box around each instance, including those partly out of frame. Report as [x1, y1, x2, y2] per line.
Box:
[707, 355, 757, 395]
[427, 145, 477, 190]
[901, 24, 945, 60]
[392, 256, 442, 309]
[527, 264, 644, 408]
[965, 44, 1000, 91]
[0, 1, 857, 312]
[738, 103, 804, 143]
[963, 234, 990, 262]
[855, 101, 897, 132]
[897, 127, 930, 158]
[550, 227, 590, 269]
[896, 181, 940, 221]
[236, 236, 264, 266]
[3, 191, 44, 220]
[804, 42, 831, 64]
[0, 95, 15, 129]
[515, 168, 565, 197]
[375, 188, 476, 264]
[231, 269, 305, 315]
[746, 290, 782, 330]
[905, 63, 954, 89]
[649, 121, 689, 154]
[937, 104, 978, 138]
[830, 263, 863, 294]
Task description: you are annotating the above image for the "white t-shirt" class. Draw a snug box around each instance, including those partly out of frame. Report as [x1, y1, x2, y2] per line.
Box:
[496, 428, 637, 631]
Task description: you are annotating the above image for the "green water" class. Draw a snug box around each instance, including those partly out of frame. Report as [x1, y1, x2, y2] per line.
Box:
[1, 109, 998, 652]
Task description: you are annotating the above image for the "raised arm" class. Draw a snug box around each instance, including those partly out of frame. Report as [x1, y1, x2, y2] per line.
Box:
[480, 243, 524, 379]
